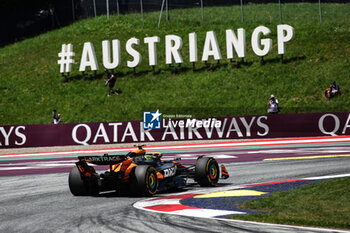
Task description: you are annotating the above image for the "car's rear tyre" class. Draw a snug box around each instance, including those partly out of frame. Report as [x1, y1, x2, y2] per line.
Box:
[68, 166, 98, 196]
[195, 157, 219, 187]
[129, 165, 158, 196]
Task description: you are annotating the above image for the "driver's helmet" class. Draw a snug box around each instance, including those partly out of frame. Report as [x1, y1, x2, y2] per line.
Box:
[144, 154, 153, 160]
[127, 148, 146, 158]
[131, 148, 146, 156]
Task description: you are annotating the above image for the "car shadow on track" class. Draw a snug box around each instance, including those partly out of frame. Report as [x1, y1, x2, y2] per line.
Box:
[94, 182, 234, 198]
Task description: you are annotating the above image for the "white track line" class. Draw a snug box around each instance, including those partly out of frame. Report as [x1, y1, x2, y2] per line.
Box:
[2, 136, 350, 159]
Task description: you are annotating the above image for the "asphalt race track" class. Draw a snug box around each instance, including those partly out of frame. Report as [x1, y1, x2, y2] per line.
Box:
[1, 139, 350, 233]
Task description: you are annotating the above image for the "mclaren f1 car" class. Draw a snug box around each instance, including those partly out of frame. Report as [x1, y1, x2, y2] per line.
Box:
[68, 145, 229, 196]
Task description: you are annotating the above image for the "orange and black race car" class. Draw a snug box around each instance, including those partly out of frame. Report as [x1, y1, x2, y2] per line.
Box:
[68, 145, 229, 196]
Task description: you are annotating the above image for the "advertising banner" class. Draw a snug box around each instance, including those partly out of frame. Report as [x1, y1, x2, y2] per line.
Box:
[0, 112, 349, 149]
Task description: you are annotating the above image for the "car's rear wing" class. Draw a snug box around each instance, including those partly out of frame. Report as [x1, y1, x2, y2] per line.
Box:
[78, 155, 127, 165]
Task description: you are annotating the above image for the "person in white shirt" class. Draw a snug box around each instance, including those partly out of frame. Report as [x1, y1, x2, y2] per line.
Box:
[53, 110, 62, 124]
[267, 94, 279, 114]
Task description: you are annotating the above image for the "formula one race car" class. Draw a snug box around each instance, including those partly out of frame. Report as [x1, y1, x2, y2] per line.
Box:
[68, 145, 229, 196]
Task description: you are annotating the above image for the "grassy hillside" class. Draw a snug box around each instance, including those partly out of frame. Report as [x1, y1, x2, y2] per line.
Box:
[232, 177, 350, 229]
[0, 3, 350, 125]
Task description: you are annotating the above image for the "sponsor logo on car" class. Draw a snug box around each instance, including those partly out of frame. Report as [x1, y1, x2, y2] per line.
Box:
[163, 167, 176, 178]
[85, 156, 124, 162]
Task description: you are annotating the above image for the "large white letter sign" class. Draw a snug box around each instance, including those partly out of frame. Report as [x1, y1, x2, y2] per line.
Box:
[226, 28, 246, 59]
[277, 24, 294, 55]
[165, 35, 183, 64]
[144, 36, 160, 66]
[60, 24, 296, 74]
[251, 26, 272, 57]
[189, 32, 198, 63]
[126, 38, 142, 68]
[79, 42, 99, 72]
[58, 44, 75, 73]
[102, 40, 121, 69]
[202, 31, 222, 61]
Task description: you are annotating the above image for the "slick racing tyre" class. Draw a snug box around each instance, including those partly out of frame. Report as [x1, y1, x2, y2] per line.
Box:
[195, 157, 219, 187]
[130, 165, 158, 196]
[68, 166, 98, 196]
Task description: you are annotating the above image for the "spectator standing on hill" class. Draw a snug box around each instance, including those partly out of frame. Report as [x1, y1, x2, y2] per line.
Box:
[104, 69, 118, 96]
[52, 110, 62, 124]
[267, 94, 279, 114]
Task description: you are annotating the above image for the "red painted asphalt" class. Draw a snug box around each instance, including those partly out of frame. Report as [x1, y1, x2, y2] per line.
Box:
[2, 135, 350, 158]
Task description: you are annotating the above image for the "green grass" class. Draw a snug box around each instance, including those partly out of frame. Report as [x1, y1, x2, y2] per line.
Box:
[231, 177, 350, 229]
[1, 3, 350, 124]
